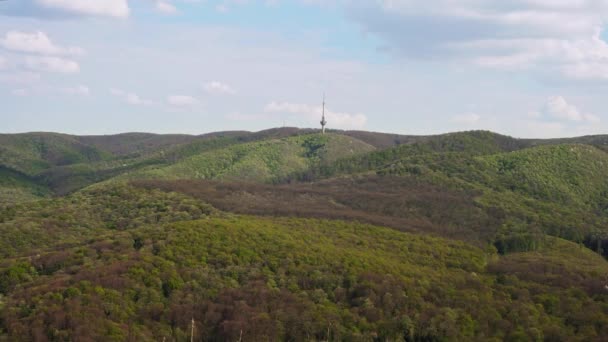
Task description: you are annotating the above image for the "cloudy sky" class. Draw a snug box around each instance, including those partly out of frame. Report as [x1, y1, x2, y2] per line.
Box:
[1, 0, 608, 138]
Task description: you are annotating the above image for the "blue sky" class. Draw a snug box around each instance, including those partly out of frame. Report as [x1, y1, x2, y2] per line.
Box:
[1, 0, 608, 138]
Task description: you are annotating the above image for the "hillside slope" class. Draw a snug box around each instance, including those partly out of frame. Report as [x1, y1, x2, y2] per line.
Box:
[0, 185, 606, 341]
[2, 129, 608, 341]
[288, 137, 608, 255]
[75, 130, 255, 157]
[0, 167, 51, 205]
[0, 133, 110, 176]
[3, 129, 608, 199]
[108, 133, 376, 183]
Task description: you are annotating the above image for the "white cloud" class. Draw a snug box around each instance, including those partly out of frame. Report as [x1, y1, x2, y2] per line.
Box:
[156, 1, 178, 14]
[542, 96, 599, 122]
[167, 95, 199, 106]
[24, 56, 80, 73]
[7, 84, 90, 97]
[561, 61, 608, 80]
[527, 111, 542, 119]
[36, 0, 130, 18]
[203, 81, 235, 95]
[11, 89, 28, 96]
[264, 101, 367, 129]
[58, 85, 90, 96]
[347, 1, 608, 80]
[0, 72, 41, 84]
[0, 56, 6, 70]
[452, 113, 481, 124]
[458, 30, 608, 80]
[0, 31, 84, 56]
[524, 96, 601, 138]
[110, 88, 155, 106]
[216, 4, 229, 13]
[203, 81, 236, 95]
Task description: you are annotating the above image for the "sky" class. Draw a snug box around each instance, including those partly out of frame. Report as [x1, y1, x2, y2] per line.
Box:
[1, 0, 608, 138]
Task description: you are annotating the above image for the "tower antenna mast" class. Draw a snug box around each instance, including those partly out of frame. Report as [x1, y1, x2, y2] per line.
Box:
[320, 93, 327, 134]
[190, 317, 195, 342]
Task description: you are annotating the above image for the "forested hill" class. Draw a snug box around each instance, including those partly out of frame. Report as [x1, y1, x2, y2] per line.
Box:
[2, 128, 607, 197]
[2, 128, 608, 341]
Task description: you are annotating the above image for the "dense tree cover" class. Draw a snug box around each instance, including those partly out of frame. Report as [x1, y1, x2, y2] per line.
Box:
[137, 170, 608, 258]
[0, 129, 374, 198]
[32, 136, 237, 196]
[334, 130, 423, 149]
[0, 167, 51, 205]
[376, 145, 608, 255]
[528, 134, 608, 153]
[0, 185, 214, 259]
[2, 129, 607, 201]
[0, 132, 267, 197]
[106, 134, 375, 184]
[75, 133, 204, 157]
[480, 145, 608, 206]
[1, 211, 607, 341]
[279, 136, 608, 256]
[134, 176, 500, 246]
[287, 131, 539, 182]
[299, 135, 608, 211]
[2, 129, 608, 340]
[0, 133, 111, 176]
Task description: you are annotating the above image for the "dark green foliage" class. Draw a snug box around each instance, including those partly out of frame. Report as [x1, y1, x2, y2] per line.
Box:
[0, 129, 406, 201]
[2, 129, 608, 341]
[493, 221, 545, 254]
[530, 134, 608, 153]
[284, 135, 608, 257]
[0, 185, 214, 258]
[0, 132, 110, 176]
[133, 176, 500, 246]
[0, 132, 254, 197]
[75, 132, 202, 156]
[0, 261, 37, 295]
[338, 130, 423, 148]
[133, 237, 145, 250]
[292, 130, 530, 181]
[109, 133, 375, 184]
[302, 134, 329, 158]
[1, 215, 607, 341]
[0, 166, 51, 204]
[2, 129, 608, 200]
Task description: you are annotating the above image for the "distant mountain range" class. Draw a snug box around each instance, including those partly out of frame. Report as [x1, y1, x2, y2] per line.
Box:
[2, 127, 608, 197]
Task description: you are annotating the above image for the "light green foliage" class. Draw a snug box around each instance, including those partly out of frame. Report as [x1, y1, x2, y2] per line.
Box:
[0, 185, 215, 258]
[110, 133, 375, 183]
[480, 144, 608, 206]
[0, 130, 608, 340]
[0, 134, 249, 197]
[1, 214, 607, 341]
[313, 136, 608, 254]
[0, 133, 110, 176]
[0, 167, 51, 205]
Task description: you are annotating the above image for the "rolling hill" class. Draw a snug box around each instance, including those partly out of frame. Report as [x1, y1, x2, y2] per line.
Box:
[0, 132, 111, 176]
[2, 128, 606, 199]
[0, 185, 606, 341]
[0, 166, 51, 205]
[105, 133, 376, 184]
[2, 128, 608, 340]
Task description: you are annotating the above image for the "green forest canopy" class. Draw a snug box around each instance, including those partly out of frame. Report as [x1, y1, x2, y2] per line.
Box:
[1, 129, 608, 341]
